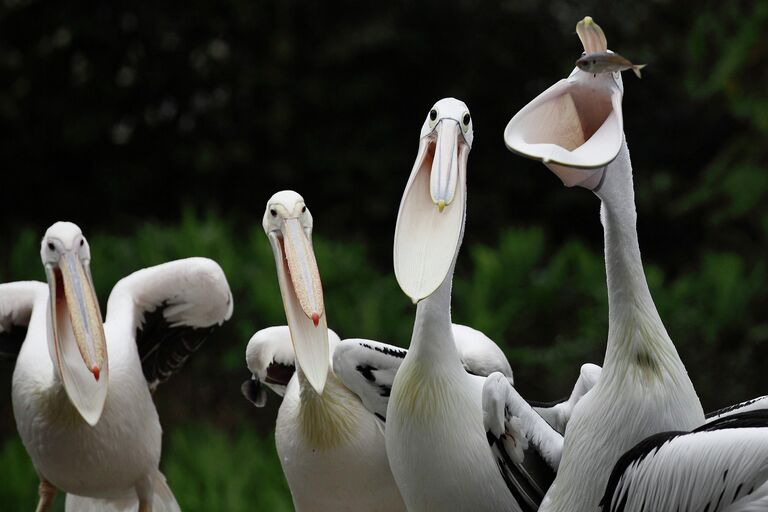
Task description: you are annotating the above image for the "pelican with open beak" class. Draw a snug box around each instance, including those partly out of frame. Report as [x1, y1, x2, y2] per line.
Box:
[263, 191, 329, 393]
[501, 18, 704, 512]
[503, 16, 624, 189]
[256, 191, 407, 511]
[7, 221, 232, 511]
[42, 222, 108, 426]
[394, 97, 473, 303]
[386, 99, 557, 512]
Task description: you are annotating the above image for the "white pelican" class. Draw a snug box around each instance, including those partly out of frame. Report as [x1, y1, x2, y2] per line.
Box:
[382, 97, 571, 512]
[2, 221, 232, 511]
[250, 190, 407, 512]
[242, 191, 526, 511]
[501, 16, 768, 512]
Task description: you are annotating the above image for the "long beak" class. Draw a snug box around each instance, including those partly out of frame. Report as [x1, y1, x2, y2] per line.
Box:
[503, 17, 624, 188]
[268, 218, 328, 394]
[394, 119, 468, 302]
[503, 71, 623, 188]
[47, 251, 108, 426]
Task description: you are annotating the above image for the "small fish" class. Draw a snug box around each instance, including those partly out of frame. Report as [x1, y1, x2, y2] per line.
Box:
[576, 51, 647, 78]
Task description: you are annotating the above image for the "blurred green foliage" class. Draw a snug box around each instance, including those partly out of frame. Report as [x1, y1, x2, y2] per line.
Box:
[0, 424, 291, 511]
[2, 209, 766, 509]
[1, 0, 767, 509]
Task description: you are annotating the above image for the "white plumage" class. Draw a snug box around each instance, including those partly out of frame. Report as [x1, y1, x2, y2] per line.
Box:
[502, 17, 768, 512]
[602, 412, 768, 512]
[384, 98, 573, 512]
[251, 191, 406, 512]
[5, 222, 232, 511]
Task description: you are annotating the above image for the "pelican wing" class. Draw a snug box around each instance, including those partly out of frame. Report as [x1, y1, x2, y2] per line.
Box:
[0, 281, 47, 360]
[706, 395, 768, 422]
[529, 363, 602, 434]
[105, 258, 233, 392]
[333, 324, 512, 421]
[242, 325, 340, 407]
[601, 410, 768, 512]
[452, 324, 515, 381]
[332, 337, 406, 421]
[483, 373, 561, 512]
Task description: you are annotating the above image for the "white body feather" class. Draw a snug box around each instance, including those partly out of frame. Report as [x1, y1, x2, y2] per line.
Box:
[385, 273, 521, 512]
[246, 326, 406, 511]
[8, 258, 231, 510]
[539, 142, 704, 512]
[275, 371, 404, 512]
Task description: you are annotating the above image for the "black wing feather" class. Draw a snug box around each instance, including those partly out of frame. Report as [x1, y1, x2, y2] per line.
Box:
[137, 301, 216, 392]
[486, 426, 555, 511]
[600, 410, 768, 511]
[696, 409, 768, 432]
[0, 324, 27, 361]
[600, 431, 686, 511]
[706, 396, 768, 419]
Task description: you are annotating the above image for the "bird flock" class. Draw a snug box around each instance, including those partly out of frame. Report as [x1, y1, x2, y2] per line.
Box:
[2, 15, 767, 512]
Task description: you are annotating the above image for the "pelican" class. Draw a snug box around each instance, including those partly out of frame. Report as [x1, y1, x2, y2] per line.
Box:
[242, 191, 531, 511]
[382, 97, 570, 512]
[501, 17, 768, 511]
[249, 190, 407, 512]
[1, 221, 232, 511]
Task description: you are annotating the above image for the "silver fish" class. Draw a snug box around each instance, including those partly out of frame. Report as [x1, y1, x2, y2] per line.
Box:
[576, 51, 647, 78]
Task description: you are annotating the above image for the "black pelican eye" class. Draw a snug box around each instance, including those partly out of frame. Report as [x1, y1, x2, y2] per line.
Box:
[462, 113, 471, 126]
[270, 209, 277, 217]
[301, 206, 307, 213]
[47, 242, 55, 251]
[80, 239, 84, 247]
[429, 109, 437, 121]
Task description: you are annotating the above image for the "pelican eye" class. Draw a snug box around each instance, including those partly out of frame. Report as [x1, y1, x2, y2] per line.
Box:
[429, 109, 437, 121]
[47, 242, 55, 251]
[460, 112, 471, 133]
[270, 209, 277, 217]
[80, 239, 84, 247]
[301, 206, 307, 213]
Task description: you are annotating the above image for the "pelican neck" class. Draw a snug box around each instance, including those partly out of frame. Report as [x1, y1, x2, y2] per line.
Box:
[407, 259, 462, 367]
[594, 140, 681, 373]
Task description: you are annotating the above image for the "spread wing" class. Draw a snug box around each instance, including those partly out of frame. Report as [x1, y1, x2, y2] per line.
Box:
[600, 410, 768, 512]
[332, 323, 510, 421]
[105, 257, 233, 392]
[0, 281, 47, 360]
[242, 325, 340, 407]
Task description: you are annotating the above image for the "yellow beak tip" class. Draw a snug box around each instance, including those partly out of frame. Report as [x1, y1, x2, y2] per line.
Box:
[437, 200, 446, 213]
[584, 16, 593, 24]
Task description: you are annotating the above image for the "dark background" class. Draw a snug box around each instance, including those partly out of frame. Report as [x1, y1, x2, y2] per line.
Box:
[1, 1, 767, 509]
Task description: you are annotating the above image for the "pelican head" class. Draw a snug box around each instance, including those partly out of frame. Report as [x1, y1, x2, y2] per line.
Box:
[263, 191, 328, 394]
[394, 97, 472, 303]
[40, 222, 108, 426]
[503, 16, 624, 189]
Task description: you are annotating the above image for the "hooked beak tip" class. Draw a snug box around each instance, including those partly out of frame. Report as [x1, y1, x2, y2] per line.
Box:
[311, 313, 320, 327]
[437, 200, 446, 213]
[92, 367, 100, 381]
